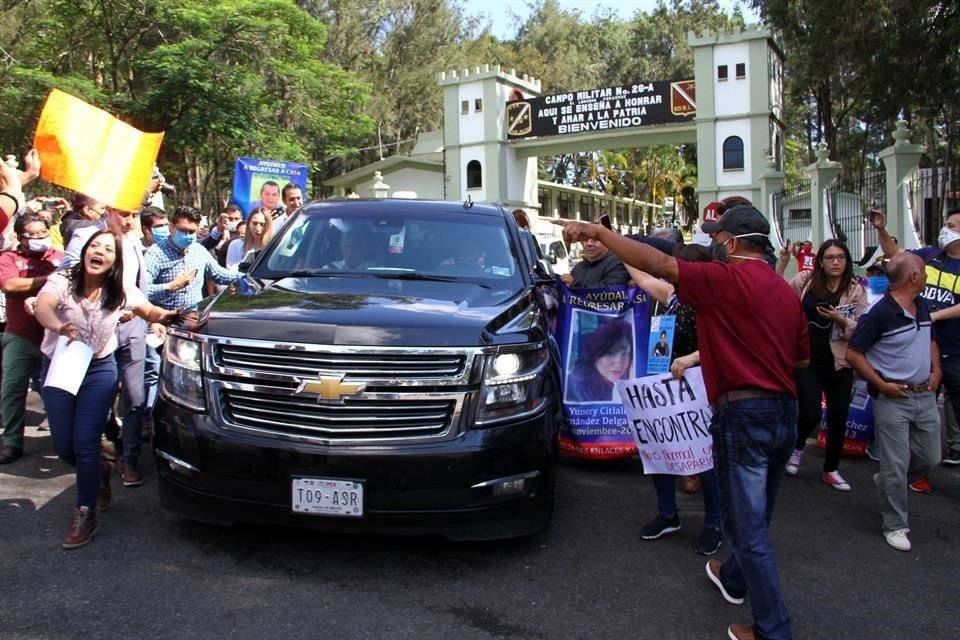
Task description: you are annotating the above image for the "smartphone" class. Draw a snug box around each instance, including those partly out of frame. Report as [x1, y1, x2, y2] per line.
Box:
[599, 213, 612, 230]
[816, 302, 833, 309]
[43, 199, 60, 209]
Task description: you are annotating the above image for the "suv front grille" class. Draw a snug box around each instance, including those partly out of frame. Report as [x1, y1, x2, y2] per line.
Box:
[221, 388, 455, 441]
[215, 344, 465, 379]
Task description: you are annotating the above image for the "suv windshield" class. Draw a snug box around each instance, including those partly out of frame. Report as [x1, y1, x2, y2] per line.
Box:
[256, 206, 522, 287]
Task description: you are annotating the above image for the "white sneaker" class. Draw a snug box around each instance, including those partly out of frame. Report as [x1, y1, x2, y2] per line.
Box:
[785, 449, 803, 476]
[884, 528, 911, 552]
[822, 470, 852, 491]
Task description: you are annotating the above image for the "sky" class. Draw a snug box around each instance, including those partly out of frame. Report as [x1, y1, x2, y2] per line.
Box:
[461, 0, 761, 40]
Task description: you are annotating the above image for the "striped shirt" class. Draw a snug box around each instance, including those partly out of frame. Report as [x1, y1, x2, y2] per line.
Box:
[847, 292, 934, 384]
[144, 238, 240, 310]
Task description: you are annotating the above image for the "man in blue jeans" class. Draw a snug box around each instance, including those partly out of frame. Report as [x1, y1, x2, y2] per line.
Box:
[560, 205, 810, 640]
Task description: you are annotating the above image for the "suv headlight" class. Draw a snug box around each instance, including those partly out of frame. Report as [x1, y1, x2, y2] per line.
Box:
[161, 333, 206, 412]
[476, 345, 549, 425]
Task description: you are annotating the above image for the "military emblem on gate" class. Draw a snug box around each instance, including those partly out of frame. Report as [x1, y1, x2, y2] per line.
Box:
[670, 81, 696, 116]
[507, 101, 532, 137]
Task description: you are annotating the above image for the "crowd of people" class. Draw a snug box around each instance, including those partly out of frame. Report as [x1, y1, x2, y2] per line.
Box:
[2, 146, 957, 638]
[0, 150, 307, 550]
[557, 198, 955, 640]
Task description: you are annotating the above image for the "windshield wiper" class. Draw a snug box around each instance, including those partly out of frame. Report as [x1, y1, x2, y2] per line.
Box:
[372, 272, 493, 288]
[271, 269, 365, 278]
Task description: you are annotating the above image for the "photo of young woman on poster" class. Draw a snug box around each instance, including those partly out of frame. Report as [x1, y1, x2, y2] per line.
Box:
[565, 315, 635, 403]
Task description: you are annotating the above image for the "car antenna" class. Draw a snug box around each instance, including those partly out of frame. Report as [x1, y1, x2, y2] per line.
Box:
[463, 195, 473, 210]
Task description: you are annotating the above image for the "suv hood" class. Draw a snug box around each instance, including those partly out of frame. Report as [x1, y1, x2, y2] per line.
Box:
[186, 276, 540, 347]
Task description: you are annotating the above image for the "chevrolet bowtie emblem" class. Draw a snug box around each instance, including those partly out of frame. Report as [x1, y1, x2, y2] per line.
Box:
[296, 375, 366, 401]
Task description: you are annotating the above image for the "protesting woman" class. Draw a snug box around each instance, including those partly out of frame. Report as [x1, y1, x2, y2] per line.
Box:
[776, 239, 867, 490]
[226, 207, 274, 269]
[628, 244, 724, 555]
[34, 230, 175, 549]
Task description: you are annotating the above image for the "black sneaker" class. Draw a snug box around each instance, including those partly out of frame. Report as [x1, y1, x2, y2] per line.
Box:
[696, 527, 722, 555]
[639, 512, 681, 540]
[944, 448, 960, 467]
[0, 446, 23, 465]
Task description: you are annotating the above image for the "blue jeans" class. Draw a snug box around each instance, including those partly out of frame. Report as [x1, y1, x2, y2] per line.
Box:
[42, 354, 118, 509]
[712, 395, 797, 640]
[652, 468, 721, 529]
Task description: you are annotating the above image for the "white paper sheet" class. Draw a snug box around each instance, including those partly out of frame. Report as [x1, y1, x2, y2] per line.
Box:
[43, 336, 94, 395]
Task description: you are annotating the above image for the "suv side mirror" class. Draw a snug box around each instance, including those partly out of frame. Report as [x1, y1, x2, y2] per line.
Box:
[535, 258, 554, 279]
[237, 250, 261, 274]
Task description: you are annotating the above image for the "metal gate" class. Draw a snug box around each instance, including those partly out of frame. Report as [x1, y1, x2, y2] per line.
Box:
[826, 171, 885, 265]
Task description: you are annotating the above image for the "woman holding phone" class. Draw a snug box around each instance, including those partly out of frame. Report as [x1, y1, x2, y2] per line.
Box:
[776, 239, 866, 490]
[34, 230, 175, 549]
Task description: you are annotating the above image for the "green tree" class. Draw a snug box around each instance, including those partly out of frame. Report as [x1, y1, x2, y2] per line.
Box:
[0, 0, 374, 207]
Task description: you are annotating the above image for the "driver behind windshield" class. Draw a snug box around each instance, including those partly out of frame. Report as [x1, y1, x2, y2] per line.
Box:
[324, 229, 375, 270]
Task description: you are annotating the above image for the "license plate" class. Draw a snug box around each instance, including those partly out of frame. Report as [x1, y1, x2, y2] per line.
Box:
[291, 477, 363, 517]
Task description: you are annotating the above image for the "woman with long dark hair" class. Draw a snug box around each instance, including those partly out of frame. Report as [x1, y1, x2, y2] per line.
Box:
[34, 230, 175, 549]
[777, 238, 866, 490]
[566, 319, 634, 403]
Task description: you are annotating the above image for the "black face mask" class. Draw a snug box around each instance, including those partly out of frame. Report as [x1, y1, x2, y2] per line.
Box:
[710, 240, 729, 262]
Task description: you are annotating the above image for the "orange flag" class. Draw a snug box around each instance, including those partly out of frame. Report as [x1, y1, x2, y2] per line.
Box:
[33, 89, 164, 211]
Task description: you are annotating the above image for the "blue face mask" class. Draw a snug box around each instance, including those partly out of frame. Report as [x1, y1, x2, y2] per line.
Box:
[171, 229, 196, 249]
[151, 225, 171, 243]
[868, 275, 889, 295]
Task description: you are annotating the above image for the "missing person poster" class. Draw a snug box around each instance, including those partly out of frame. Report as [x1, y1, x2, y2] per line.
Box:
[646, 315, 676, 374]
[556, 280, 649, 459]
[232, 157, 308, 216]
[817, 378, 875, 456]
[616, 367, 715, 475]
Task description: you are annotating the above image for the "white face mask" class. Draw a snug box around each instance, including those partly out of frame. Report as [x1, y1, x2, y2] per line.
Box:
[722, 232, 770, 262]
[227, 221, 240, 233]
[939, 226, 960, 249]
[27, 237, 52, 254]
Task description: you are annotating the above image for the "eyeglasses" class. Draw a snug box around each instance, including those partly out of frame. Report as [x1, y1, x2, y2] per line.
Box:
[822, 255, 847, 262]
[20, 232, 50, 239]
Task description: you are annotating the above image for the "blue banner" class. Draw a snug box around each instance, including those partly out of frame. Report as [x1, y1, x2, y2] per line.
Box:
[555, 280, 650, 459]
[232, 157, 309, 216]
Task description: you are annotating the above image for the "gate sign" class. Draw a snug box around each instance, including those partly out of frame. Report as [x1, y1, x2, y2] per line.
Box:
[506, 80, 695, 140]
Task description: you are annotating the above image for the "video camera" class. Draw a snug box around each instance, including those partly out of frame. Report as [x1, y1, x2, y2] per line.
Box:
[152, 165, 177, 197]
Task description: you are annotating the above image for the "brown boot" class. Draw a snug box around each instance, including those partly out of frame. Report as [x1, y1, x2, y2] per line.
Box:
[62, 507, 99, 550]
[97, 460, 113, 511]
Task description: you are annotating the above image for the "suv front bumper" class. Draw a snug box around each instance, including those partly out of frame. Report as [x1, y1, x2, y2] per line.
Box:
[152, 399, 557, 541]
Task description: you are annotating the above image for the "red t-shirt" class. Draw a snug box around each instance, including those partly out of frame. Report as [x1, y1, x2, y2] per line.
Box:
[0, 247, 65, 344]
[676, 259, 810, 404]
[796, 249, 815, 272]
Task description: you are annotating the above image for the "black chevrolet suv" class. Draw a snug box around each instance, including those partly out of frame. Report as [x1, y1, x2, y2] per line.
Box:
[153, 199, 562, 540]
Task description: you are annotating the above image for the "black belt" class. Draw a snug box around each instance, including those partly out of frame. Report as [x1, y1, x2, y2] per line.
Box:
[714, 388, 779, 407]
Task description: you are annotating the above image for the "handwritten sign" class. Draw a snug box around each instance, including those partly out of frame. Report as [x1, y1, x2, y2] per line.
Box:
[34, 89, 164, 211]
[616, 367, 714, 475]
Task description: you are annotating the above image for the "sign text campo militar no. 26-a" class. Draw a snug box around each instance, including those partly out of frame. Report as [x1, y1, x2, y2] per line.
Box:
[506, 80, 695, 140]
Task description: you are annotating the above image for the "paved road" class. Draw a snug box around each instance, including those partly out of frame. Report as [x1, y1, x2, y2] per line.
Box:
[3, 392, 959, 639]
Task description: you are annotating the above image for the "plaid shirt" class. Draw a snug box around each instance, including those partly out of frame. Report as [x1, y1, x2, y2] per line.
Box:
[144, 238, 240, 309]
